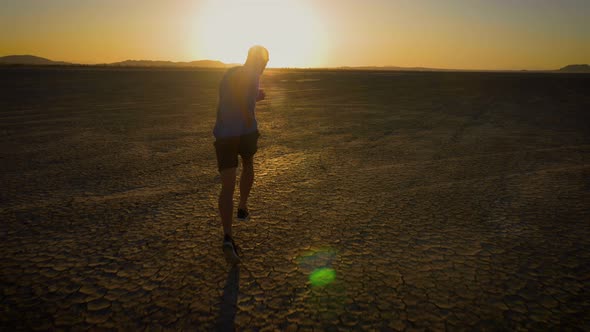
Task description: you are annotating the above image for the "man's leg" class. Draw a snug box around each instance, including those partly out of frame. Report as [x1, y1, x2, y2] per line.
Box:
[238, 156, 254, 211]
[219, 167, 237, 237]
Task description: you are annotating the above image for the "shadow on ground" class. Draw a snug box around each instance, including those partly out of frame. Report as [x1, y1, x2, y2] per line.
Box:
[216, 265, 240, 332]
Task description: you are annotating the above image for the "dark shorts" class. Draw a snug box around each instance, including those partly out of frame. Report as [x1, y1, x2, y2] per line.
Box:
[214, 130, 260, 171]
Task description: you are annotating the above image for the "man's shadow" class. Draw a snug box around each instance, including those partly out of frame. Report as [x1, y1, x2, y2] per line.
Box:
[216, 264, 240, 331]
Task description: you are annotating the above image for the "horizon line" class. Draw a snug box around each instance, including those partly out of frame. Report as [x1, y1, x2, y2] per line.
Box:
[0, 54, 587, 72]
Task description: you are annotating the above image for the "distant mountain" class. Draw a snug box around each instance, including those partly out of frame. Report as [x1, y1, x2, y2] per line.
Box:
[109, 59, 234, 68]
[0, 55, 237, 68]
[559, 64, 590, 73]
[0, 55, 70, 65]
[7, 54, 585, 72]
[337, 65, 456, 72]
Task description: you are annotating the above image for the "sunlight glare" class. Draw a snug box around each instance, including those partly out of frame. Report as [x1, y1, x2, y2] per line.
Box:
[194, 0, 325, 68]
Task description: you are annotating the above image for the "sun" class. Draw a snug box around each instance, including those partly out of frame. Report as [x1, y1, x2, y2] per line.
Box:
[194, 0, 325, 68]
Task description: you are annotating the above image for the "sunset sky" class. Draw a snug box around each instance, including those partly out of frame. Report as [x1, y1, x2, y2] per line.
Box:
[1, 0, 588, 70]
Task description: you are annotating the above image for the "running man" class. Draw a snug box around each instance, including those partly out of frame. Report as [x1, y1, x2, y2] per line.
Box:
[213, 45, 269, 265]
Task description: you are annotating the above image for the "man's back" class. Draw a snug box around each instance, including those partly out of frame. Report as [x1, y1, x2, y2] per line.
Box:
[213, 66, 260, 138]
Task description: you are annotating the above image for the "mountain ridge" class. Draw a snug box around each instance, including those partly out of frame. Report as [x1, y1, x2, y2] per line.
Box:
[0, 55, 71, 65]
[0, 55, 238, 68]
[1, 55, 588, 72]
[559, 64, 590, 72]
[109, 59, 234, 68]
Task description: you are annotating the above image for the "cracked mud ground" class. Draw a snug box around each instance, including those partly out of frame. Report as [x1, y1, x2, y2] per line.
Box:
[1, 68, 589, 330]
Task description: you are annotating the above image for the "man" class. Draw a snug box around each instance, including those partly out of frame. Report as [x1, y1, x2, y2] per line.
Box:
[213, 45, 269, 265]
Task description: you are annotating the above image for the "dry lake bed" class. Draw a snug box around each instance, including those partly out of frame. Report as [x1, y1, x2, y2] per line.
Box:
[1, 67, 589, 330]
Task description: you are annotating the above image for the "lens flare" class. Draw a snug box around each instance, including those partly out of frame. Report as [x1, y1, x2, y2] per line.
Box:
[296, 247, 338, 287]
[309, 268, 336, 287]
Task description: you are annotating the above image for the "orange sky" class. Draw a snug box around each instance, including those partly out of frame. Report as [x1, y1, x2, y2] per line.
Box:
[1, 0, 588, 70]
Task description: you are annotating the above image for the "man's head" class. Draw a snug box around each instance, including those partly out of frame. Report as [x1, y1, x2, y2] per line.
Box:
[245, 45, 269, 74]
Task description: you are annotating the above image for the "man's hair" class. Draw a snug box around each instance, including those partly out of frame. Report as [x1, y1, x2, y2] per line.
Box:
[247, 45, 269, 63]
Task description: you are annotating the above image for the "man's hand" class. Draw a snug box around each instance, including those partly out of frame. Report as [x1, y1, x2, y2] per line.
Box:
[256, 89, 266, 102]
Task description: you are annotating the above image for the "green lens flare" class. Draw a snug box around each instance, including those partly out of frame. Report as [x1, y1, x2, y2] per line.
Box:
[309, 268, 336, 287]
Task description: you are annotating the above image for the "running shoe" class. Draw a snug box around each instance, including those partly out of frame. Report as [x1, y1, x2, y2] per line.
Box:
[237, 208, 250, 222]
[222, 235, 241, 265]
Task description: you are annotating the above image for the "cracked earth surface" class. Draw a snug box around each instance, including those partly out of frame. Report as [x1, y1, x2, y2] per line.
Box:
[1, 68, 589, 330]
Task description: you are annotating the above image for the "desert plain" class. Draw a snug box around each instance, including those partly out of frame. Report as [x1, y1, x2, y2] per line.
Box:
[1, 67, 589, 330]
